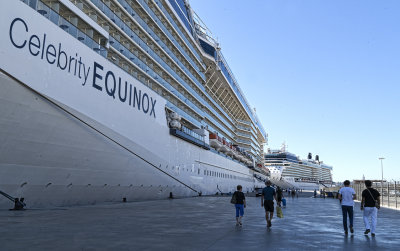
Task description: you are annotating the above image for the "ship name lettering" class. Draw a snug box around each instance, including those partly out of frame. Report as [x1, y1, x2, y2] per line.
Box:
[9, 17, 91, 86]
[8, 17, 157, 119]
[118, 79, 127, 103]
[105, 71, 116, 99]
[92, 62, 157, 118]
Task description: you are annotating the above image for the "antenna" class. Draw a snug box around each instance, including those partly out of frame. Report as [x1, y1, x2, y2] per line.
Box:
[280, 142, 285, 152]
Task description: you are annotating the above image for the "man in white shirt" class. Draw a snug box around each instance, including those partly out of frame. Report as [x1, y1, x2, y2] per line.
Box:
[338, 180, 356, 235]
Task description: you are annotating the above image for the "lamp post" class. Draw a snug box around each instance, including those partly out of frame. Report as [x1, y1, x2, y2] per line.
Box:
[379, 157, 385, 206]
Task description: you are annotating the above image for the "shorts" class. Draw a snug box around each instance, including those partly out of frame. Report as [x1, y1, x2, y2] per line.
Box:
[264, 200, 274, 212]
[235, 204, 244, 217]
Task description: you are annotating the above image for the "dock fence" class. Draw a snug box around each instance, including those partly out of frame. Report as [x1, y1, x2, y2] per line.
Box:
[353, 181, 399, 209]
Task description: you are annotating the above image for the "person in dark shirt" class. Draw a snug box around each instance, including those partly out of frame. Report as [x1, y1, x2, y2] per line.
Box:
[291, 188, 296, 198]
[361, 180, 380, 236]
[233, 185, 246, 226]
[276, 186, 283, 205]
[261, 181, 278, 228]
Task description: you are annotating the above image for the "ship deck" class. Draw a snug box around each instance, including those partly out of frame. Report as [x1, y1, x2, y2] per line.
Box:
[1, 194, 399, 250]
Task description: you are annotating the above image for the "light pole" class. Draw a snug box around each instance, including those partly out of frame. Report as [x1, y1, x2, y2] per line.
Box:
[379, 157, 385, 206]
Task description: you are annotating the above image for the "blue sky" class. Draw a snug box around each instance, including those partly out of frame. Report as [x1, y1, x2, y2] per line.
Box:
[190, 0, 400, 182]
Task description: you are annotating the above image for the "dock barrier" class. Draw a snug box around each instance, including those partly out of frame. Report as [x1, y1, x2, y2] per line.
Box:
[353, 180, 399, 209]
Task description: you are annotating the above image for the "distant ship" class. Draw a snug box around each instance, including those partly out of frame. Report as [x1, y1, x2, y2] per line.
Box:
[0, 0, 268, 207]
[264, 143, 333, 190]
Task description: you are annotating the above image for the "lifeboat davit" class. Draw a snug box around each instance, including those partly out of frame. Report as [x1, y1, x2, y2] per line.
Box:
[226, 144, 234, 156]
[220, 138, 230, 153]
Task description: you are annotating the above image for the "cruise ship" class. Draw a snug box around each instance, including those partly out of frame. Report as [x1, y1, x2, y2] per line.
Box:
[264, 144, 333, 190]
[0, 0, 268, 207]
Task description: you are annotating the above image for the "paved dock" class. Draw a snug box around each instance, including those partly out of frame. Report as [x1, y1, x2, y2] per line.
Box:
[1, 194, 399, 250]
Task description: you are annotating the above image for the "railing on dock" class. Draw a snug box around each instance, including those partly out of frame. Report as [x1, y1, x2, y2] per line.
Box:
[353, 181, 399, 209]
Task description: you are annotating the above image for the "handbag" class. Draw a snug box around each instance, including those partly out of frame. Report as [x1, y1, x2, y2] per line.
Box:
[276, 206, 283, 218]
[230, 192, 237, 204]
[366, 188, 379, 208]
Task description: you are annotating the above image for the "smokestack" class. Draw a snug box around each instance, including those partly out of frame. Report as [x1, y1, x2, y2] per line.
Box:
[316, 155, 319, 161]
[308, 153, 312, 160]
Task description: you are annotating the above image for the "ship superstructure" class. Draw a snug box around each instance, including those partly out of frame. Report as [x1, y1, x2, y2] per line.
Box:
[264, 144, 333, 190]
[0, 0, 268, 207]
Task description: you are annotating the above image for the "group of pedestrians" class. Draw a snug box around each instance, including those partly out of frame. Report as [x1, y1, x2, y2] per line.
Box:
[287, 188, 299, 198]
[231, 181, 281, 228]
[338, 179, 380, 236]
[231, 179, 381, 235]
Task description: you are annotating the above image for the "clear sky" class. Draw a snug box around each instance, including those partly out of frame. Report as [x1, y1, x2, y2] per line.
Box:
[190, 0, 400, 182]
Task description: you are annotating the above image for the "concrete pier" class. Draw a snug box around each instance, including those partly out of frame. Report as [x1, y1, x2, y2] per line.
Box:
[0, 194, 399, 250]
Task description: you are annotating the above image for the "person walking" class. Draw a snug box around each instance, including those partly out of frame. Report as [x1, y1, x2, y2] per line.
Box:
[232, 185, 246, 226]
[261, 181, 278, 228]
[338, 180, 356, 235]
[276, 186, 283, 206]
[360, 180, 380, 236]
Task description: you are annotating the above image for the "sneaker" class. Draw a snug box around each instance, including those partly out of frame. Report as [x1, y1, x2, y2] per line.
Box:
[371, 233, 375, 237]
[350, 227, 354, 234]
[364, 229, 370, 235]
[267, 220, 272, 228]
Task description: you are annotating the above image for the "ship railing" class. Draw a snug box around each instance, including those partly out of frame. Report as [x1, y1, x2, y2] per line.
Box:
[236, 138, 251, 145]
[191, 1, 267, 140]
[235, 131, 251, 138]
[218, 53, 267, 140]
[193, 4, 265, 134]
[192, 10, 218, 46]
[23, 0, 107, 57]
[236, 124, 251, 132]
[237, 119, 251, 126]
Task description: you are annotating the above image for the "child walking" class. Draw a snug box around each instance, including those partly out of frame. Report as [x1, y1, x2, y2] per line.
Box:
[232, 185, 246, 226]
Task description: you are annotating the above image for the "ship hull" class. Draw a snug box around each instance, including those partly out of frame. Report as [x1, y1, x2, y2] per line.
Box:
[0, 73, 261, 208]
[269, 175, 320, 191]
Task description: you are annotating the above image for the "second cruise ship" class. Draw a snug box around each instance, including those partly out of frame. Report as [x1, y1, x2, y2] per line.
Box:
[264, 144, 333, 190]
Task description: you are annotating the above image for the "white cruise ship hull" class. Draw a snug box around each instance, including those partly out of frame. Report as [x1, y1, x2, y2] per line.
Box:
[0, 72, 262, 208]
[269, 175, 320, 191]
[0, 1, 263, 208]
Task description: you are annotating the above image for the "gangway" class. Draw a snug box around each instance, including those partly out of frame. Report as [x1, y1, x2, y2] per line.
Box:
[0, 190, 26, 210]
